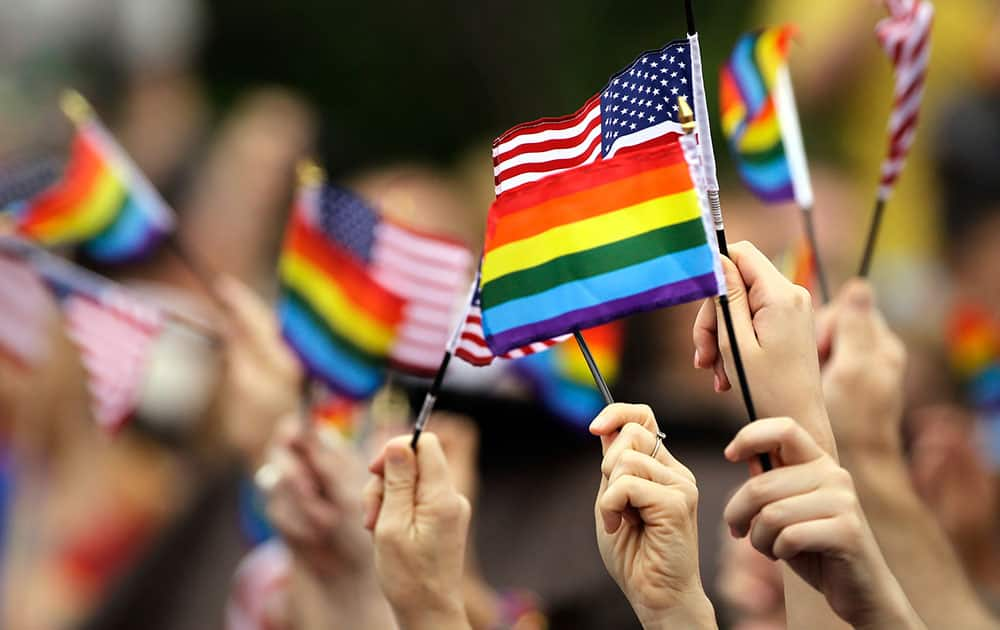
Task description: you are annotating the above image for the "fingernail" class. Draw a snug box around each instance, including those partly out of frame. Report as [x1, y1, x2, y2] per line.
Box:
[723, 443, 735, 460]
[849, 289, 871, 310]
[693, 349, 700, 368]
[387, 448, 406, 466]
[713, 373, 722, 392]
[729, 525, 741, 538]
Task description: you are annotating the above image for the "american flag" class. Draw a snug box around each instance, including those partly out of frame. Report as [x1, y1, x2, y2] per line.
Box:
[6, 240, 163, 431]
[0, 254, 52, 368]
[454, 277, 570, 367]
[492, 40, 692, 197]
[876, 0, 933, 201]
[0, 156, 62, 211]
[310, 185, 474, 376]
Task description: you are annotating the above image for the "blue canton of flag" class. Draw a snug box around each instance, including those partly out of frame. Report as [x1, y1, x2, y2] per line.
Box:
[317, 186, 380, 263]
[600, 40, 692, 157]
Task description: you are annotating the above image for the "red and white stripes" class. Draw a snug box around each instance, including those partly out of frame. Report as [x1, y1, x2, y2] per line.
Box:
[371, 221, 473, 376]
[0, 254, 51, 368]
[492, 96, 603, 197]
[64, 290, 162, 431]
[455, 299, 568, 366]
[876, 0, 934, 201]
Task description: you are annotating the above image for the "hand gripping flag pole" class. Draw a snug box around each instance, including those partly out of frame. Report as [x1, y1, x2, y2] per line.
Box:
[680, 9, 774, 472]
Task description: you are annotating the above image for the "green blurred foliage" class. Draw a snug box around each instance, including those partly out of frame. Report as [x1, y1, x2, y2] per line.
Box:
[199, 0, 751, 173]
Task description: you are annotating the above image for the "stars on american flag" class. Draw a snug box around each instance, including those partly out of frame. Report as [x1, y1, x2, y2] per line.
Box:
[599, 41, 694, 155]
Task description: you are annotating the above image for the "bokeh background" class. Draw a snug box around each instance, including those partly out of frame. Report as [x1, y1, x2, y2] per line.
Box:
[1, 0, 999, 628]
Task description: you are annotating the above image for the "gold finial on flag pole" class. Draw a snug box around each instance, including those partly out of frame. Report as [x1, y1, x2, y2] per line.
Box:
[296, 159, 325, 187]
[678, 96, 696, 134]
[60, 89, 94, 126]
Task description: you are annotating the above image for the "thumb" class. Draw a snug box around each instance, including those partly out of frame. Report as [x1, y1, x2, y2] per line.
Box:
[379, 437, 417, 526]
[831, 280, 877, 359]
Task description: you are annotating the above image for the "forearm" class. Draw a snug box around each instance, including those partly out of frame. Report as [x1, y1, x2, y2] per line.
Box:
[291, 560, 396, 630]
[845, 449, 997, 630]
[638, 589, 718, 630]
[782, 567, 852, 630]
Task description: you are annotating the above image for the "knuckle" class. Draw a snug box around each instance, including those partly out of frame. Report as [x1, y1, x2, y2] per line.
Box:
[884, 337, 907, 368]
[758, 503, 782, 529]
[775, 417, 801, 443]
[787, 284, 812, 310]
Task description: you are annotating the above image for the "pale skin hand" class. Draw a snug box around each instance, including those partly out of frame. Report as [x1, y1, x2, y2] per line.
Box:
[815, 281, 1000, 630]
[589, 403, 717, 630]
[262, 414, 395, 630]
[216, 276, 302, 466]
[692, 241, 835, 457]
[815, 280, 906, 455]
[724, 417, 925, 630]
[364, 434, 472, 630]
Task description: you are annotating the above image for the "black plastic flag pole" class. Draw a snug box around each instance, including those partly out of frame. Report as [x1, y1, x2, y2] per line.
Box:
[410, 276, 478, 448]
[574, 330, 614, 405]
[857, 198, 885, 278]
[680, 42, 773, 472]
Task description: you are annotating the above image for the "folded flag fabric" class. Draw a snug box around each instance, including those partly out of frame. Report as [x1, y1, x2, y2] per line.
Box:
[480, 144, 723, 355]
[720, 26, 798, 203]
[516, 321, 623, 426]
[15, 94, 175, 264]
[278, 177, 406, 399]
[492, 40, 693, 197]
[0, 238, 163, 431]
[0, 253, 53, 369]
[875, 0, 934, 201]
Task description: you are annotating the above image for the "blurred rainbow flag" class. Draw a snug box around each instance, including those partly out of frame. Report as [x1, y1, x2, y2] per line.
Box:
[14, 91, 175, 264]
[278, 169, 405, 400]
[777, 236, 816, 292]
[720, 26, 798, 204]
[517, 322, 623, 426]
[948, 303, 1000, 411]
[480, 144, 723, 355]
[312, 391, 362, 439]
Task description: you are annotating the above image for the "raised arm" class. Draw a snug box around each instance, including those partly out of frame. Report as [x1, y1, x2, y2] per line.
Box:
[818, 280, 999, 630]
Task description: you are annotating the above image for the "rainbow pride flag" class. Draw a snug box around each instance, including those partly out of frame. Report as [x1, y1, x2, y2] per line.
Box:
[720, 26, 798, 204]
[517, 322, 623, 426]
[777, 236, 816, 292]
[278, 175, 405, 399]
[948, 303, 1000, 410]
[312, 390, 362, 439]
[480, 144, 723, 355]
[15, 93, 174, 263]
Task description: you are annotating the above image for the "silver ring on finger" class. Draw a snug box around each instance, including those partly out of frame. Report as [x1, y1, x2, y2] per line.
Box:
[649, 429, 666, 459]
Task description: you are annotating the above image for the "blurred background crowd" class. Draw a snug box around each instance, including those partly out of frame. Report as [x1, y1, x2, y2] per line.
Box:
[0, 0, 999, 628]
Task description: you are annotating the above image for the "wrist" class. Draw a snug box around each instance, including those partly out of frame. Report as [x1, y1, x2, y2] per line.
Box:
[395, 601, 470, 630]
[636, 587, 717, 630]
[854, 582, 925, 630]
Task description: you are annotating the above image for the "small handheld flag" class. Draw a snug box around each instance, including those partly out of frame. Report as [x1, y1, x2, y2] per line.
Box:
[858, 0, 934, 277]
[480, 143, 722, 355]
[15, 91, 175, 264]
[720, 25, 829, 302]
[492, 40, 694, 197]
[277, 166, 406, 400]
[0, 237, 163, 431]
